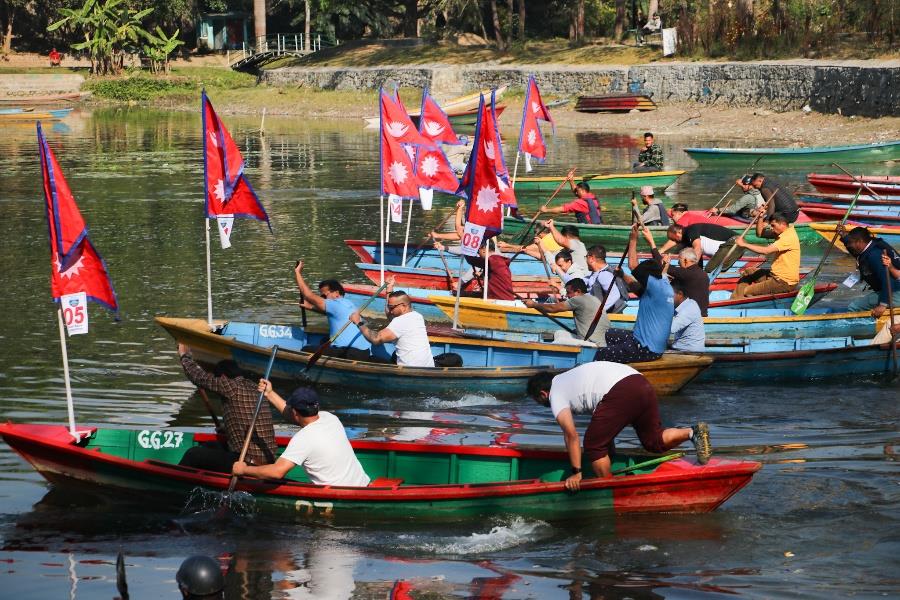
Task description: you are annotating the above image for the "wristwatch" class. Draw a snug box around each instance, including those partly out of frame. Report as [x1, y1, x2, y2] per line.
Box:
[357, 320, 366, 328]
[570, 466, 582, 475]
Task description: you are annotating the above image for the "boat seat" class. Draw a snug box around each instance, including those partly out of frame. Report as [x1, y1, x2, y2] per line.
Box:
[369, 477, 404, 488]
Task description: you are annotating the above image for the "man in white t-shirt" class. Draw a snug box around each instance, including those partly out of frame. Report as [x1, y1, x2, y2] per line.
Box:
[231, 382, 370, 487]
[350, 290, 435, 367]
[527, 362, 711, 491]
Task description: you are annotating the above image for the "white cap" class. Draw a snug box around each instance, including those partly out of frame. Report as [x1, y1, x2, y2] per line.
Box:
[640, 186, 654, 196]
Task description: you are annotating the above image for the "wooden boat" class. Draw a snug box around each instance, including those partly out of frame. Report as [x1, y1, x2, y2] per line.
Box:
[427, 295, 896, 338]
[0, 107, 35, 115]
[683, 141, 900, 166]
[364, 86, 508, 127]
[502, 212, 826, 247]
[0, 423, 760, 522]
[809, 222, 900, 254]
[696, 335, 900, 382]
[412, 105, 506, 128]
[799, 191, 900, 205]
[797, 202, 900, 225]
[155, 317, 713, 396]
[345, 239, 763, 277]
[0, 107, 72, 121]
[807, 173, 900, 196]
[575, 94, 657, 113]
[512, 170, 685, 193]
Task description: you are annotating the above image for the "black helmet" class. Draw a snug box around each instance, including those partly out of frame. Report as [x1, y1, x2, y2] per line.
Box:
[740, 174, 754, 186]
[176, 556, 224, 598]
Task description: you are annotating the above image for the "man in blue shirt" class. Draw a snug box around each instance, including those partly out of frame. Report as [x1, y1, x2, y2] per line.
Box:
[840, 226, 900, 317]
[669, 283, 705, 352]
[294, 260, 373, 361]
[593, 226, 674, 363]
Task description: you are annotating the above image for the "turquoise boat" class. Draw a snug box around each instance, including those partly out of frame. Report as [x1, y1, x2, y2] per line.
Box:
[684, 141, 900, 166]
[155, 317, 713, 397]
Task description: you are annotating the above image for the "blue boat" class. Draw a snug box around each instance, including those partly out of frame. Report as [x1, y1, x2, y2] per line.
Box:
[696, 336, 900, 382]
[155, 317, 713, 396]
[684, 140, 900, 166]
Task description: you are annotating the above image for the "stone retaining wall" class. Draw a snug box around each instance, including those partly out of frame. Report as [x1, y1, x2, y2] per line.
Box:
[263, 62, 899, 117]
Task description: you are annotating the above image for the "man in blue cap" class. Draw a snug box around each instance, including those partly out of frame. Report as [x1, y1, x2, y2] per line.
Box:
[231, 382, 370, 487]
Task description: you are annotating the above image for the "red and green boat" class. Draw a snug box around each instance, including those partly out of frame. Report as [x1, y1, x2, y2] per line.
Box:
[0, 423, 761, 522]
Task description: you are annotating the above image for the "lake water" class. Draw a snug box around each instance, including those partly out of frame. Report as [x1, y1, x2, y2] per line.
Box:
[0, 108, 898, 598]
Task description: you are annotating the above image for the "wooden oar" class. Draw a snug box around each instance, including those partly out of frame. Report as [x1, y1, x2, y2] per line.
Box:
[196, 388, 223, 431]
[885, 262, 898, 376]
[709, 156, 765, 219]
[705, 190, 775, 282]
[224, 345, 279, 497]
[513, 167, 577, 244]
[612, 452, 684, 476]
[294, 261, 308, 328]
[791, 188, 862, 315]
[514, 292, 578, 336]
[304, 281, 389, 372]
[582, 200, 640, 341]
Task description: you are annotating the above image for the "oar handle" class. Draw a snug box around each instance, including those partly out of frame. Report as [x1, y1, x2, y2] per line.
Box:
[516, 292, 577, 336]
[227, 345, 279, 494]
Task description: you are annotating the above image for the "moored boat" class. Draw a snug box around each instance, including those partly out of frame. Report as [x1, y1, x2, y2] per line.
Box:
[797, 202, 900, 225]
[512, 170, 685, 193]
[799, 191, 900, 205]
[364, 86, 508, 127]
[808, 222, 900, 253]
[0, 423, 760, 522]
[575, 94, 657, 112]
[155, 317, 713, 396]
[683, 141, 900, 166]
[807, 173, 900, 196]
[0, 107, 72, 121]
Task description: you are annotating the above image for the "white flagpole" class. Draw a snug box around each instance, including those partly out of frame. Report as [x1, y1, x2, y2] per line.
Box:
[379, 195, 385, 285]
[452, 254, 465, 330]
[482, 239, 491, 301]
[56, 308, 77, 439]
[205, 218, 214, 328]
[401, 197, 414, 266]
[512, 151, 520, 188]
[385, 197, 391, 243]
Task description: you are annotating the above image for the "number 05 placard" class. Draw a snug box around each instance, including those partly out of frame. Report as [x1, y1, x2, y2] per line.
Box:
[61, 292, 89, 336]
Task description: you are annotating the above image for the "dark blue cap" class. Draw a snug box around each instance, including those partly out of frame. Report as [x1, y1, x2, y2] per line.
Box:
[286, 386, 319, 411]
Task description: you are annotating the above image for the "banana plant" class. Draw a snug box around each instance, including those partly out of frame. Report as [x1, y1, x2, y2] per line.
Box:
[142, 27, 184, 74]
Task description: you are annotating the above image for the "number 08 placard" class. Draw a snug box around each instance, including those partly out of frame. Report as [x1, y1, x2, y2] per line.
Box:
[61, 292, 89, 336]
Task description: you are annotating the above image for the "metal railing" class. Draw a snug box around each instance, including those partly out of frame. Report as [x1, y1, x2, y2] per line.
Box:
[229, 33, 336, 64]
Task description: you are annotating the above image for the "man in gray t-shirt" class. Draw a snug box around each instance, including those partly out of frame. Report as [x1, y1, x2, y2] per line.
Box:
[523, 278, 609, 346]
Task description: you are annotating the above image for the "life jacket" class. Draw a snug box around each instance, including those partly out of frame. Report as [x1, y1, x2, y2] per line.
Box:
[574, 193, 603, 225]
[590, 265, 629, 313]
[656, 202, 671, 226]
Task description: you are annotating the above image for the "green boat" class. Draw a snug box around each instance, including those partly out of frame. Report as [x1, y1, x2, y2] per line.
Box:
[0, 423, 762, 523]
[512, 170, 686, 193]
[501, 215, 826, 247]
[684, 141, 900, 166]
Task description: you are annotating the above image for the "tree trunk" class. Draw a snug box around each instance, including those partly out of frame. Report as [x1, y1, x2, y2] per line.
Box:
[517, 0, 525, 40]
[648, 0, 660, 23]
[489, 0, 505, 50]
[402, 0, 417, 38]
[576, 0, 585, 41]
[253, 0, 266, 46]
[305, 0, 311, 51]
[614, 0, 626, 40]
[2, 10, 14, 54]
[506, 0, 514, 45]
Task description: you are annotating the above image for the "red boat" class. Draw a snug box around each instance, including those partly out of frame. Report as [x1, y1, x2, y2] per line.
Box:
[807, 173, 900, 196]
[797, 202, 900, 225]
[575, 94, 657, 113]
[678, 210, 814, 228]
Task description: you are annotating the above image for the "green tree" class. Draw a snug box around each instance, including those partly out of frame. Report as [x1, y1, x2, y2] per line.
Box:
[142, 25, 184, 73]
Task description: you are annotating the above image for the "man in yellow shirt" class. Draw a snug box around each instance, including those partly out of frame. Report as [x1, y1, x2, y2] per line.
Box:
[730, 213, 801, 299]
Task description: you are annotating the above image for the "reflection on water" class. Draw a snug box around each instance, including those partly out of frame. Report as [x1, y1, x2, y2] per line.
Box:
[0, 107, 898, 598]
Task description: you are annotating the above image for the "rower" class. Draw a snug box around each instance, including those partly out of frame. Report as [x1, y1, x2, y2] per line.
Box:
[543, 220, 589, 272]
[839, 225, 900, 316]
[750, 172, 799, 223]
[435, 239, 516, 301]
[637, 186, 670, 226]
[709, 175, 762, 220]
[294, 260, 372, 361]
[527, 362, 711, 489]
[670, 282, 706, 352]
[523, 278, 609, 347]
[659, 222, 736, 261]
[349, 287, 435, 367]
[731, 212, 801, 299]
[552, 249, 589, 285]
[232, 382, 371, 487]
[541, 181, 603, 224]
[584, 244, 629, 314]
[641, 227, 711, 316]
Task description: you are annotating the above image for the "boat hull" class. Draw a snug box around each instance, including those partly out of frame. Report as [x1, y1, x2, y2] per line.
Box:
[684, 141, 900, 165]
[0, 423, 761, 522]
[512, 170, 685, 193]
[809, 222, 900, 253]
[807, 173, 900, 196]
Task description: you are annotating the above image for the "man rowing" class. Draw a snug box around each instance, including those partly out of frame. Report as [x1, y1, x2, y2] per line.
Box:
[541, 180, 603, 224]
[637, 186, 669, 226]
[232, 381, 371, 487]
[709, 175, 763, 220]
[523, 278, 609, 346]
[584, 244, 629, 314]
[659, 222, 736, 260]
[750, 172, 799, 223]
[839, 225, 900, 316]
[294, 260, 372, 361]
[349, 287, 435, 367]
[435, 239, 516, 300]
[641, 227, 711, 316]
[527, 362, 711, 490]
[731, 213, 801, 299]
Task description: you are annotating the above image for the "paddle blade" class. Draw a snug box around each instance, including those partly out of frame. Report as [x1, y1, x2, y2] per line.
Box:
[704, 238, 736, 274]
[791, 281, 815, 315]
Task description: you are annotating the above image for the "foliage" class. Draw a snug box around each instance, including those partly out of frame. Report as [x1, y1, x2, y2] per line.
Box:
[84, 67, 257, 101]
[142, 26, 184, 74]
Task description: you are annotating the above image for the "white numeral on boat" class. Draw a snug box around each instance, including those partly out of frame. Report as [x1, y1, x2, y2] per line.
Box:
[294, 500, 334, 517]
[259, 325, 292, 338]
[137, 430, 184, 450]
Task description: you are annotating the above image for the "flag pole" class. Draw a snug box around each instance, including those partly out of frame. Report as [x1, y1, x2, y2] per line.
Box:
[452, 254, 465, 329]
[56, 308, 77, 439]
[385, 197, 391, 243]
[482, 238, 491, 301]
[507, 152, 521, 217]
[379, 195, 385, 285]
[401, 197, 414, 266]
[205, 218, 214, 328]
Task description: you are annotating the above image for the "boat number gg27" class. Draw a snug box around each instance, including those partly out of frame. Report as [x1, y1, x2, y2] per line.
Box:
[295, 500, 334, 517]
[137, 430, 184, 450]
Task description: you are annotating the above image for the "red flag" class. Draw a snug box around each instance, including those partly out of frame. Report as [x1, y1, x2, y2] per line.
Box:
[380, 89, 431, 198]
[518, 75, 554, 161]
[459, 95, 504, 236]
[38, 123, 118, 312]
[202, 91, 270, 223]
[480, 91, 517, 207]
[415, 90, 461, 195]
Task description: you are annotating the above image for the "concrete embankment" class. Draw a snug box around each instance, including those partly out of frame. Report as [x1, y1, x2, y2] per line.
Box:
[263, 61, 900, 118]
[0, 73, 86, 102]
